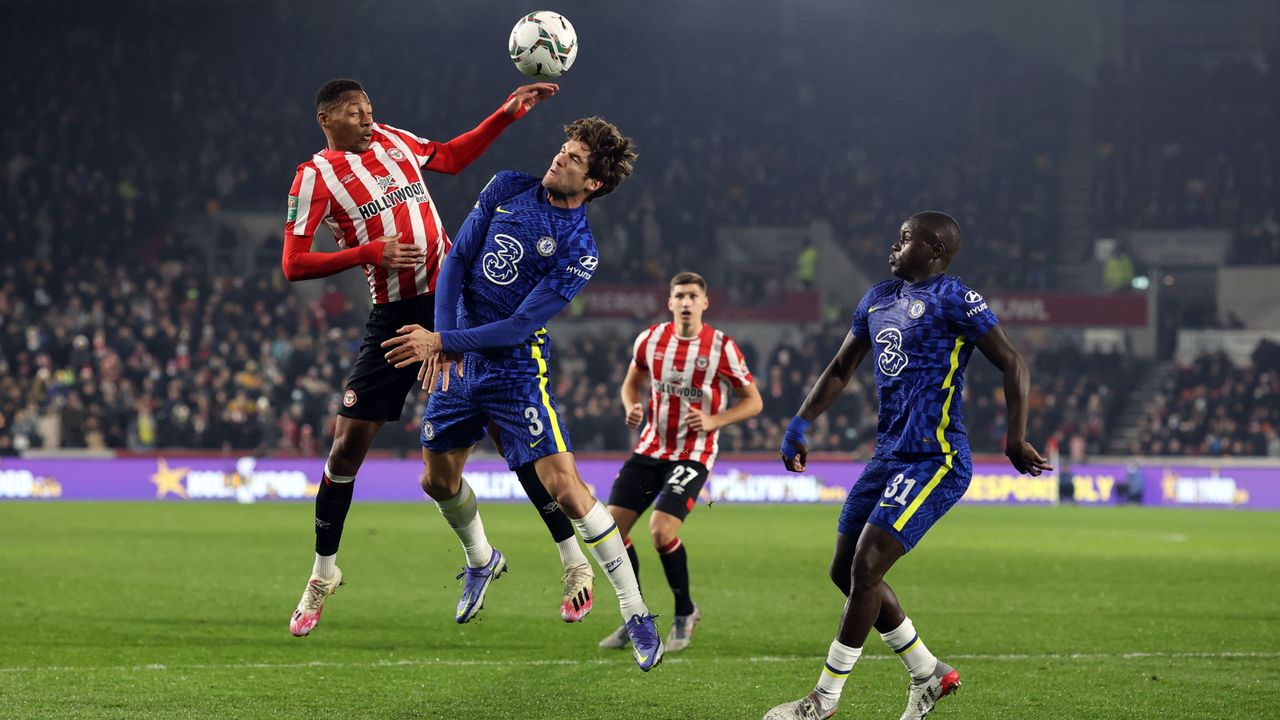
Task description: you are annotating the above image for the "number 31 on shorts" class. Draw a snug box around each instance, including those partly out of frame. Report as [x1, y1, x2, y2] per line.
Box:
[883, 473, 917, 505]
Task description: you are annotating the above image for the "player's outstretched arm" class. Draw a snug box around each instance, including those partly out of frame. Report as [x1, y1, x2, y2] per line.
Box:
[427, 83, 559, 175]
[781, 332, 870, 472]
[438, 279, 569, 354]
[975, 326, 1054, 476]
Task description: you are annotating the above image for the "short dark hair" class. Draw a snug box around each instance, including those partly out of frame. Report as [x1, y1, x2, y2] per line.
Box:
[316, 79, 365, 111]
[670, 271, 707, 294]
[909, 210, 962, 248]
[563, 117, 637, 202]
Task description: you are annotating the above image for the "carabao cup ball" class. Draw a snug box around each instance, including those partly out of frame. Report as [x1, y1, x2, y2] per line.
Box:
[509, 11, 578, 80]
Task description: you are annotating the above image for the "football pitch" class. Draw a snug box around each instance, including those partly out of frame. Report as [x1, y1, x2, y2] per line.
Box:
[2, 501, 1277, 719]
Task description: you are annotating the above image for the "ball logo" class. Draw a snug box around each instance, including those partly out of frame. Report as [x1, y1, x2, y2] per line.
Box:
[342, 389, 357, 407]
[908, 300, 926, 319]
[965, 290, 984, 304]
[387, 147, 406, 161]
[482, 234, 524, 285]
[695, 356, 709, 370]
[537, 236, 557, 256]
[578, 255, 598, 271]
[421, 419, 435, 441]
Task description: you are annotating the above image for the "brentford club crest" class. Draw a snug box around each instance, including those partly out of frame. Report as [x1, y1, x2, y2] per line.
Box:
[695, 356, 709, 370]
[387, 147, 406, 161]
[343, 389, 357, 407]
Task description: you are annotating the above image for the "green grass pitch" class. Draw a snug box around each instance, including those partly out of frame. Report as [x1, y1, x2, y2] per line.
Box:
[2, 501, 1277, 719]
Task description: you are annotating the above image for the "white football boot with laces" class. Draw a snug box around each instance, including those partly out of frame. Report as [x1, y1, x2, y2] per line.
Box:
[289, 567, 344, 637]
[560, 563, 594, 622]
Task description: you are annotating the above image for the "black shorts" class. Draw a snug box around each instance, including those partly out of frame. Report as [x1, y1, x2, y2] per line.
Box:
[339, 294, 434, 422]
[606, 453, 709, 521]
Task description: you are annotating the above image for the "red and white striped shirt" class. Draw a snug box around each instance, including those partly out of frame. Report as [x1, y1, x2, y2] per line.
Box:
[285, 123, 452, 304]
[633, 322, 754, 469]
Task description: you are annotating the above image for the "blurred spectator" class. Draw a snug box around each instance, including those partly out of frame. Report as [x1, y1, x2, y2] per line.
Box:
[1136, 342, 1280, 457]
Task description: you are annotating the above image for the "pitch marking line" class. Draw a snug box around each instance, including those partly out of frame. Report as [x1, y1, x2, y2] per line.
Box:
[1, 651, 1276, 674]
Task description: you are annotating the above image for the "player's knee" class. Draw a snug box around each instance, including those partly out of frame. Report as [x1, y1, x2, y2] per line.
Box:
[828, 558, 853, 595]
[419, 465, 454, 500]
[648, 514, 680, 548]
[850, 556, 885, 594]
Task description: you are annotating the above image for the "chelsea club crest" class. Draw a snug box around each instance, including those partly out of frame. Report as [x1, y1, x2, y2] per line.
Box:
[908, 300, 926, 319]
[537, 236, 557, 256]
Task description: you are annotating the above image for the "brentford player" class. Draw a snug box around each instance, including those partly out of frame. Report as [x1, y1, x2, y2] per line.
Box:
[286, 78, 557, 638]
[598, 271, 762, 653]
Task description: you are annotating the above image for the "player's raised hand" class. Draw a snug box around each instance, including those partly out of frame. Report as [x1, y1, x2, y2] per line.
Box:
[375, 234, 424, 270]
[685, 407, 719, 433]
[780, 417, 811, 473]
[381, 324, 441, 368]
[502, 83, 559, 117]
[1005, 440, 1054, 476]
[624, 402, 644, 429]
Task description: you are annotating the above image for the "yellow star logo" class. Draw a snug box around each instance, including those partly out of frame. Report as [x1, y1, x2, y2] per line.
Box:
[151, 459, 190, 499]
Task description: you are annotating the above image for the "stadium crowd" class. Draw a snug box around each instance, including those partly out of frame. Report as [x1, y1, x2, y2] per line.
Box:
[1, 6, 1274, 459]
[552, 322, 1141, 460]
[1093, 48, 1280, 265]
[1135, 342, 1280, 457]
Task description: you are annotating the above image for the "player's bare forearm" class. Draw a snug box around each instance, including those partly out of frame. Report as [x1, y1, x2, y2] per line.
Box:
[976, 327, 1052, 475]
[620, 363, 647, 428]
[975, 327, 1030, 442]
[619, 363, 645, 410]
[795, 332, 869, 421]
[712, 384, 763, 430]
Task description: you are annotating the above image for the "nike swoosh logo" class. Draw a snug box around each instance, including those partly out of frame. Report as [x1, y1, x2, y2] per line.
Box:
[529, 437, 545, 448]
[868, 305, 885, 314]
[495, 206, 513, 214]
[635, 651, 649, 664]
[878, 502, 897, 508]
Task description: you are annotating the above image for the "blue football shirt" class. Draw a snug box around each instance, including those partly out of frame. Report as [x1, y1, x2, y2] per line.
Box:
[453, 171, 598, 361]
[850, 274, 1000, 459]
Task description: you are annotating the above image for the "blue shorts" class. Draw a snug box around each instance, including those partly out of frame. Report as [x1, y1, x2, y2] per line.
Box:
[419, 353, 573, 470]
[837, 454, 972, 553]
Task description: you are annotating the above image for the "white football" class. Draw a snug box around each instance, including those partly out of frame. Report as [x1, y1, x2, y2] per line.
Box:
[509, 11, 578, 80]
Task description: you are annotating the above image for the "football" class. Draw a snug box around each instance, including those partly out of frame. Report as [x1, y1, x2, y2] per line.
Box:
[509, 11, 578, 80]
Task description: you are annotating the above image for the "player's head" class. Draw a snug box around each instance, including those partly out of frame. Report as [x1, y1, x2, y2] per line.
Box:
[315, 79, 373, 153]
[543, 117, 637, 207]
[668, 272, 709, 329]
[890, 211, 962, 281]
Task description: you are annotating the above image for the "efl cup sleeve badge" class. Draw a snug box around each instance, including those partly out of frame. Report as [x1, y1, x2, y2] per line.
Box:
[908, 300, 926, 318]
[286, 195, 298, 222]
[537, 236, 557, 256]
[342, 389, 357, 408]
[695, 356, 709, 370]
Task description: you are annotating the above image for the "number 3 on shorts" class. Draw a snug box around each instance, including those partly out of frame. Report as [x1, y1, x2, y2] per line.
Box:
[524, 406, 544, 436]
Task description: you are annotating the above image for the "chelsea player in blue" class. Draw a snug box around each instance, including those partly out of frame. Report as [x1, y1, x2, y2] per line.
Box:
[381, 118, 665, 672]
[766, 212, 1052, 720]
